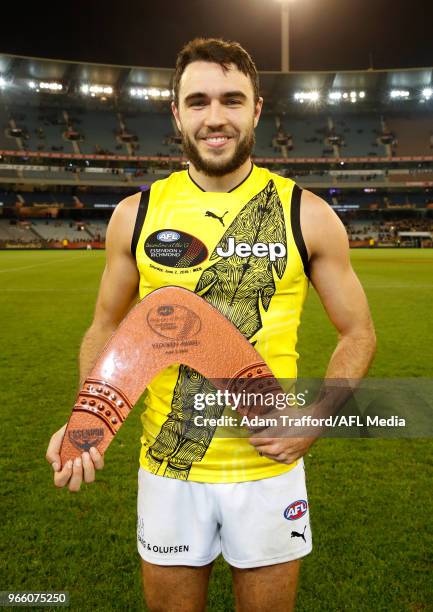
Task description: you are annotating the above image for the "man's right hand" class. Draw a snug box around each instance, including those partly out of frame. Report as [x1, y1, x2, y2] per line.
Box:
[46, 424, 104, 492]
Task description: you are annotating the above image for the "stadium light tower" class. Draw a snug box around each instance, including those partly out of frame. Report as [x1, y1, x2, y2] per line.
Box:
[277, 0, 296, 72]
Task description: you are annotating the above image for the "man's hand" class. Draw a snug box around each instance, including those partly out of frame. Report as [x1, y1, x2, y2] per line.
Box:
[249, 436, 316, 464]
[45, 195, 139, 494]
[46, 424, 104, 492]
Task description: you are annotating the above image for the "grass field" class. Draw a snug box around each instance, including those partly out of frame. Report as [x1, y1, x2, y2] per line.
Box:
[0, 249, 432, 611]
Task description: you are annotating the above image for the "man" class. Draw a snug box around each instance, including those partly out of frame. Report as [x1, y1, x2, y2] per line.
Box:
[46, 38, 376, 611]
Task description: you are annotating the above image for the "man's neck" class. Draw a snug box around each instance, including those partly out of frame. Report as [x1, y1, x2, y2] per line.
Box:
[188, 159, 253, 193]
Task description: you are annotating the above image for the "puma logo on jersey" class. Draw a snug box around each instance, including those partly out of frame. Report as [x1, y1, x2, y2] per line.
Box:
[216, 236, 286, 262]
[205, 210, 228, 226]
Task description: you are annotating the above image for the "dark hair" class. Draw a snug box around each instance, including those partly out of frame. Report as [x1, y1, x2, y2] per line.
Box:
[172, 38, 260, 106]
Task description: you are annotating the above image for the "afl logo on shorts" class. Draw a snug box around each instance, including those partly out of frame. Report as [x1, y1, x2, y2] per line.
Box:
[157, 231, 180, 243]
[284, 500, 308, 521]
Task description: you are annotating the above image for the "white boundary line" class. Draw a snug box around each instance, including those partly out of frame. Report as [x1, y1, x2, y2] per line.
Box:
[0, 252, 96, 274]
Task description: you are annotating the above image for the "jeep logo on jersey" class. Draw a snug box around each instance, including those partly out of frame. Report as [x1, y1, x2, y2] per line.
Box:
[284, 500, 308, 521]
[216, 236, 286, 262]
[157, 231, 180, 243]
[145, 230, 208, 268]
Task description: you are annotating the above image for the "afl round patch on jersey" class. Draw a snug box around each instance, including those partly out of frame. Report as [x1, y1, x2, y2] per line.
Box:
[147, 304, 201, 340]
[144, 229, 208, 268]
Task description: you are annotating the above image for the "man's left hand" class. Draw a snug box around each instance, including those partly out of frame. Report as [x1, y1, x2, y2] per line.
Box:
[249, 436, 317, 464]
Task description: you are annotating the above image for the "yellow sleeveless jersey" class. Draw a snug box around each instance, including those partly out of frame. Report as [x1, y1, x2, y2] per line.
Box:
[131, 164, 309, 482]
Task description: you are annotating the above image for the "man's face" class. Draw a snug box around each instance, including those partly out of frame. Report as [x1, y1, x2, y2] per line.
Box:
[172, 61, 263, 177]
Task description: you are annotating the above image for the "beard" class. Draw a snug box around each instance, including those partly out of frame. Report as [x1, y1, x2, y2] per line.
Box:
[181, 125, 255, 178]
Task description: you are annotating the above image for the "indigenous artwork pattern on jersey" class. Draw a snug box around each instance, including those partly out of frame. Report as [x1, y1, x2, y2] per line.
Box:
[146, 181, 287, 479]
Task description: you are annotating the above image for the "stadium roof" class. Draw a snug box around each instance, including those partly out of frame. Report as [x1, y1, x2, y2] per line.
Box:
[1, 52, 432, 102]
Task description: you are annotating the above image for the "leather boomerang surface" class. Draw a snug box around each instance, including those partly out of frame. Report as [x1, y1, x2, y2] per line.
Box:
[60, 286, 281, 465]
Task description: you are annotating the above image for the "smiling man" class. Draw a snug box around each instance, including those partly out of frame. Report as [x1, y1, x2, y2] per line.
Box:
[173, 58, 258, 181]
[46, 38, 376, 611]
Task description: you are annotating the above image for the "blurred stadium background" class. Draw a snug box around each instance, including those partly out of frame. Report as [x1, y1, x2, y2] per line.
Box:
[0, 53, 432, 249]
[1, 52, 432, 612]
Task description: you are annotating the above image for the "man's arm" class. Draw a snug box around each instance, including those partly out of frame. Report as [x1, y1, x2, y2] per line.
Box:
[303, 189, 376, 380]
[78, 193, 141, 384]
[46, 192, 141, 491]
[250, 189, 376, 463]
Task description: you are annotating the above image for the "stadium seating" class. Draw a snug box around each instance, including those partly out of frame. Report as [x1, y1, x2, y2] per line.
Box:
[280, 115, 330, 157]
[86, 220, 108, 239]
[36, 109, 68, 152]
[335, 115, 383, 157]
[3, 102, 433, 163]
[31, 220, 92, 242]
[3, 213, 429, 248]
[0, 219, 38, 242]
[344, 219, 380, 240]
[11, 106, 67, 152]
[0, 105, 15, 149]
[294, 172, 331, 185]
[0, 191, 20, 206]
[78, 111, 119, 155]
[254, 115, 278, 157]
[121, 112, 176, 156]
[384, 113, 433, 156]
[1, 55, 432, 256]
[0, 218, 108, 243]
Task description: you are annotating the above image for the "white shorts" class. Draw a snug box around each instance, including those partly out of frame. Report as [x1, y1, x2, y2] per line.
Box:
[137, 461, 312, 568]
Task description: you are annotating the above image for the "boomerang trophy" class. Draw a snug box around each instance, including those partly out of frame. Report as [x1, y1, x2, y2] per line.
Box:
[60, 286, 283, 466]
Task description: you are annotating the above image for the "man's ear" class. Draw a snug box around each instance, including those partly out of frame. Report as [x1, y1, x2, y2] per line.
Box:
[171, 101, 182, 133]
[253, 97, 264, 128]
